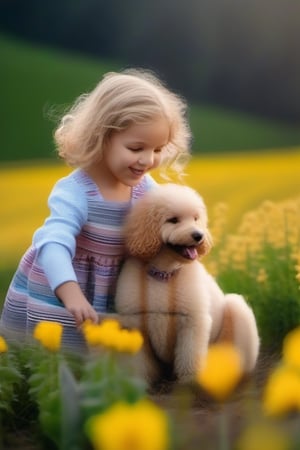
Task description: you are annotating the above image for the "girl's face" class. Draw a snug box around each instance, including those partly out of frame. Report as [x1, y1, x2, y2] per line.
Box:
[102, 117, 170, 187]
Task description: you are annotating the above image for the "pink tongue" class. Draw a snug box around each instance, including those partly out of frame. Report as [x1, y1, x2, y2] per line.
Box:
[183, 246, 198, 260]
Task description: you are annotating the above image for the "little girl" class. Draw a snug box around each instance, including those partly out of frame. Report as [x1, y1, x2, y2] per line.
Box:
[0, 68, 191, 348]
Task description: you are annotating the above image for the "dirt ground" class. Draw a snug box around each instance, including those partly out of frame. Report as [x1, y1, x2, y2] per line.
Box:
[151, 349, 282, 449]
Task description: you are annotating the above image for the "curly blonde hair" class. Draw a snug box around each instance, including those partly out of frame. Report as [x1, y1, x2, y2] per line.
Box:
[54, 68, 192, 173]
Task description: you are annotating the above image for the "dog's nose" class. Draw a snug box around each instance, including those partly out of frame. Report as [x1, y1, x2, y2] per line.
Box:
[192, 231, 203, 242]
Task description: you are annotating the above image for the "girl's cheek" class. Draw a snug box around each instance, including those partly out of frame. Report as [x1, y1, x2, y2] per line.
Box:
[153, 154, 162, 168]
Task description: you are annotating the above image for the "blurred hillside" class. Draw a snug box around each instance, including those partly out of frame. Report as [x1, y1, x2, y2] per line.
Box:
[1, 35, 300, 163]
[1, 0, 300, 123]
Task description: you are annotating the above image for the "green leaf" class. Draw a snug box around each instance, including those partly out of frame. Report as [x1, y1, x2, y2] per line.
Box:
[59, 361, 82, 450]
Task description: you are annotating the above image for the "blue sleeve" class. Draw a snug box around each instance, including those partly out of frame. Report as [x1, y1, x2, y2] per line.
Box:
[37, 242, 77, 291]
[33, 175, 88, 258]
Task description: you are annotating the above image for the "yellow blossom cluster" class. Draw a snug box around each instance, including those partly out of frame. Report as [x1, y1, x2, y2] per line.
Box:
[211, 196, 300, 279]
[263, 327, 300, 416]
[292, 249, 300, 286]
[208, 202, 228, 247]
[196, 342, 243, 401]
[0, 163, 70, 268]
[0, 335, 8, 353]
[82, 319, 144, 354]
[2, 151, 299, 269]
[86, 399, 169, 450]
[33, 321, 63, 352]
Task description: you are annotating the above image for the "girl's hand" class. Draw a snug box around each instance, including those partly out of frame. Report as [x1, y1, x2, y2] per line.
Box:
[55, 281, 99, 327]
[64, 296, 99, 328]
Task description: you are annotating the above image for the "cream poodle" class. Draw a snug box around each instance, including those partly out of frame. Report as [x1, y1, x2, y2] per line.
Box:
[114, 183, 259, 385]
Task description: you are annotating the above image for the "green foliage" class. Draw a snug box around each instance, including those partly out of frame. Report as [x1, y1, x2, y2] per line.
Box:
[215, 240, 300, 351]
[22, 342, 146, 449]
[0, 350, 23, 414]
[205, 194, 300, 351]
[27, 347, 62, 447]
[59, 363, 82, 450]
[79, 353, 146, 421]
[0, 344, 26, 449]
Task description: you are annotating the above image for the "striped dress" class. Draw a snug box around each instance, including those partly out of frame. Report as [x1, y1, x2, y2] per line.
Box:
[0, 169, 153, 348]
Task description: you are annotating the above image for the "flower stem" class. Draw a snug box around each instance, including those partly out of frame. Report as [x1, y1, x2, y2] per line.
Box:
[218, 408, 230, 450]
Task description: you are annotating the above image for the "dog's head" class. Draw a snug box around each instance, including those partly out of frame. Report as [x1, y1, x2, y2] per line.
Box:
[123, 183, 212, 261]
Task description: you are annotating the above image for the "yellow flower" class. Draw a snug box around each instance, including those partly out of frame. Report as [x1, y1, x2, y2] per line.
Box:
[82, 319, 143, 354]
[82, 319, 120, 347]
[0, 335, 8, 353]
[86, 400, 169, 450]
[236, 423, 290, 450]
[115, 329, 144, 354]
[257, 267, 267, 284]
[283, 326, 300, 369]
[196, 343, 243, 401]
[263, 365, 300, 417]
[33, 321, 63, 352]
[209, 202, 228, 246]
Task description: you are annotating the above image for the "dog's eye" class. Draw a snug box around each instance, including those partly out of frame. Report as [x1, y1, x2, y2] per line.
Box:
[167, 217, 179, 224]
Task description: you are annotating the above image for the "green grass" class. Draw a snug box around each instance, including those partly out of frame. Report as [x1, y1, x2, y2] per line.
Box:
[0, 34, 120, 162]
[189, 104, 300, 152]
[1, 33, 300, 162]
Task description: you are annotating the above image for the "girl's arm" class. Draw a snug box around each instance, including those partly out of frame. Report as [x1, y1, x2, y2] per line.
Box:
[38, 243, 98, 327]
[34, 175, 98, 326]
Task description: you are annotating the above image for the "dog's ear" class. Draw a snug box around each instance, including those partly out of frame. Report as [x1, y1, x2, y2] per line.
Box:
[123, 197, 163, 259]
[198, 227, 213, 258]
[197, 204, 213, 258]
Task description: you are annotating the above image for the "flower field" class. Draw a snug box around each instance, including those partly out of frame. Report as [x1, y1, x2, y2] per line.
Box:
[1, 148, 299, 268]
[1, 148, 300, 345]
[1, 148, 300, 449]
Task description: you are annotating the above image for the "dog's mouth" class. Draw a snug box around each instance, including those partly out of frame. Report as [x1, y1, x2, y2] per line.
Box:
[167, 243, 198, 260]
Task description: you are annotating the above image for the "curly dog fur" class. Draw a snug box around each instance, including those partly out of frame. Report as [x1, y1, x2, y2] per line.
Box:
[114, 183, 260, 385]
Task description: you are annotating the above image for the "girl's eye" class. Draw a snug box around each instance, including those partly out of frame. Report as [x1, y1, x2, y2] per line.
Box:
[154, 148, 162, 153]
[167, 217, 179, 224]
[128, 146, 143, 151]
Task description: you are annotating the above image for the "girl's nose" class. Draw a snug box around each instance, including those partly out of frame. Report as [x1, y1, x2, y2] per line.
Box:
[138, 150, 154, 166]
